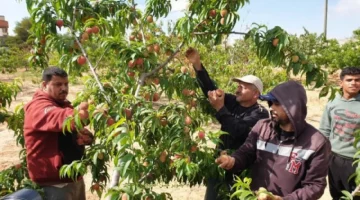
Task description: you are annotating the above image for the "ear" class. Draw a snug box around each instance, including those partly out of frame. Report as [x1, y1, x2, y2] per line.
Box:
[41, 81, 47, 90]
[339, 80, 343, 88]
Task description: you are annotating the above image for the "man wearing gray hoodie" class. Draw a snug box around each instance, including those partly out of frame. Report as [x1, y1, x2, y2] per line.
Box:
[216, 80, 331, 200]
[319, 67, 360, 200]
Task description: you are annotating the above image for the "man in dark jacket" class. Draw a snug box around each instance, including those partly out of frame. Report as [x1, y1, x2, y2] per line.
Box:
[24, 67, 93, 200]
[185, 48, 269, 199]
[216, 81, 331, 200]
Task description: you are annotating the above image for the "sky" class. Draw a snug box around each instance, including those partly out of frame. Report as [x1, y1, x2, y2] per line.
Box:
[1, 0, 359, 42]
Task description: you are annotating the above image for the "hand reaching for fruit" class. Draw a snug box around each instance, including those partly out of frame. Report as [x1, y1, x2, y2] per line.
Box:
[185, 48, 202, 70]
[215, 154, 235, 170]
[77, 128, 94, 145]
[207, 89, 225, 111]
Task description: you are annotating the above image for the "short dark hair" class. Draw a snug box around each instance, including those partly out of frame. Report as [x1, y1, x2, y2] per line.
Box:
[340, 67, 360, 80]
[42, 67, 68, 82]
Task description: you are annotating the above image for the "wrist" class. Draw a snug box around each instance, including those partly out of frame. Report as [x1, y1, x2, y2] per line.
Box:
[192, 61, 202, 70]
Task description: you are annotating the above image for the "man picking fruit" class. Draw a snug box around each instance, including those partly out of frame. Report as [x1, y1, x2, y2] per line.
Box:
[216, 81, 331, 200]
[185, 48, 269, 200]
[24, 67, 93, 200]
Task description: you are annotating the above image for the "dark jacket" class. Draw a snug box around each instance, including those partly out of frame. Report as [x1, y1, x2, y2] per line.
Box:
[231, 81, 331, 200]
[24, 90, 84, 185]
[195, 64, 269, 150]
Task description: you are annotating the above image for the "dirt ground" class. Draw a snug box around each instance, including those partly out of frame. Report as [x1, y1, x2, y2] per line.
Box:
[0, 71, 332, 199]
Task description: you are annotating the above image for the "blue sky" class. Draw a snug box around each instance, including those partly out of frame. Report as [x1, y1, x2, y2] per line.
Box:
[1, 0, 359, 42]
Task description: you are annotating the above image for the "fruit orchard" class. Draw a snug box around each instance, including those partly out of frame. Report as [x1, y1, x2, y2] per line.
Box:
[0, 0, 360, 199]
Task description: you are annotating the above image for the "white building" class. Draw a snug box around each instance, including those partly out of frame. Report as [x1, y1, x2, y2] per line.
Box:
[0, 16, 9, 37]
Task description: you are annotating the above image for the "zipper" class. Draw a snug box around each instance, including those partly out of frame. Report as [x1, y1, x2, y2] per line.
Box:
[275, 140, 283, 154]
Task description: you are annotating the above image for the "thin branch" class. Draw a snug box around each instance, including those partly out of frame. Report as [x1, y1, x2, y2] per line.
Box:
[70, 29, 111, 104]
[134, 41, 185, 97]
[193, 31, 247, 35]
[93, 47, 109, 70]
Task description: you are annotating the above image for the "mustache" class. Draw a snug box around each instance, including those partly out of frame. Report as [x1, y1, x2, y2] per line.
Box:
[60, 91, 68, 95]
[235, 91, 241, 96]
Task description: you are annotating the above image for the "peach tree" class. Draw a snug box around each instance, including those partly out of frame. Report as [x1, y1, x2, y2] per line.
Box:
[1, 0, 331, 199]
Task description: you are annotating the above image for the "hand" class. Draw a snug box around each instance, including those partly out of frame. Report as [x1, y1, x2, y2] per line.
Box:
[215, 155, 235, 170]
[207, 89, 225, 111]
[185, 47, 202, 70]
[257, 194, 282, 200]
[77, 128, 94, 145]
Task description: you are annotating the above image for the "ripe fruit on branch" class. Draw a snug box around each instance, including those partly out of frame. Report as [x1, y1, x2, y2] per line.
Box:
[56, 19, 64, 28]
[79, 102, 89, 110]
[124, 108, 132, 120]
[208, 9, 216, 18]
[220, 18, 225, 25]
[220, 9, 228, 17]
[292, 55, 299, 63]
[127, 71, 135, 77]
[128, 60, 135, 68]
[77, 56, 86, 65]
[86, 27, 93, 34]
[198, 130, 205, 139]
[135, 58, 144, 66]
[129, 35, 136, 41]
[272, 38, 279, 47]
[160, 117, 167, 126]
[159, 151, 167, 163]
[152, 93, 160, 102]
[92, 26, 100, 34]
[81, 32, 89, 40]
[147, 15, 154, 23]
[185, 115, 192, 125]
[147, 45, 154, 53]
[91, 183, 100, 191]
[190, 145, 197, 153]
[153, 44, 160, 53]
[107, 117, 115, 126]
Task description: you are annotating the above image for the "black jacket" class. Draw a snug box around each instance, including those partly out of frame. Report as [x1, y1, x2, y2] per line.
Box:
[195, 64, 269, 150]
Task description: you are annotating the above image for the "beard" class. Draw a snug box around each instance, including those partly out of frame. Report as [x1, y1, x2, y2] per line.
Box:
[270, 110, 290, 126]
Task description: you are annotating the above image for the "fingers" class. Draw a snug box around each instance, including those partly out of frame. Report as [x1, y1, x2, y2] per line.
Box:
[216, 155, 234, 170]
[185, 47, 196, 58]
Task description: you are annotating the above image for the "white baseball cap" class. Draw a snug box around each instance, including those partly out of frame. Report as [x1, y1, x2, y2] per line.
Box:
[232, 75, 263, 94]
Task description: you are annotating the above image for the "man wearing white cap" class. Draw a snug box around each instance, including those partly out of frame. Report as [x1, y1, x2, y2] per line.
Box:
[185, 48, 269, 200]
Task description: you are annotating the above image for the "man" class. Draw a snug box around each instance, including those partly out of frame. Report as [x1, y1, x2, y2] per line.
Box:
[185, 48, 269, 199]
[216, 80, 331, 200]
[319, 67, 360, 200]
[24, 67, 93, 200]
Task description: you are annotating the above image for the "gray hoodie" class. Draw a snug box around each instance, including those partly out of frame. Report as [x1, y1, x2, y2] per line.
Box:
[231, 81, 331, 200]
[319, 93, 360, 158]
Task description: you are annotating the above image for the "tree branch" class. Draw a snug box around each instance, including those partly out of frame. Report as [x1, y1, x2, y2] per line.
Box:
[193, 31, 247, 35]
[134, 41, 185, 97]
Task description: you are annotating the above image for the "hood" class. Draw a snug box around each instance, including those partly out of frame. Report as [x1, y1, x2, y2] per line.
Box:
[270, 81, 307, 137]
[25, 90, 70, 111]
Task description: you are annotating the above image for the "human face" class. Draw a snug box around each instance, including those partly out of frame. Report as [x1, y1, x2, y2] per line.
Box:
[235, 81, 259, 103]
[340, 75, 360, 98]
[42, 75, 69, 101]
[269, 101, 290, 126]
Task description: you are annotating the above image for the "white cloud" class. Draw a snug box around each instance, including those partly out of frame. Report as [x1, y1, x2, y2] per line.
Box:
[171, 0, 189, 12]
[331, 0, 360, 15]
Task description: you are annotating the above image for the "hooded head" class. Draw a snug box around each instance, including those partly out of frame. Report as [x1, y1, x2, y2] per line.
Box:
[259, 81, 307, 136]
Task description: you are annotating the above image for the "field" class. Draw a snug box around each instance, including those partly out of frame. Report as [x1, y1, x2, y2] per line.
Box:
[0, 69, 332, 199]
